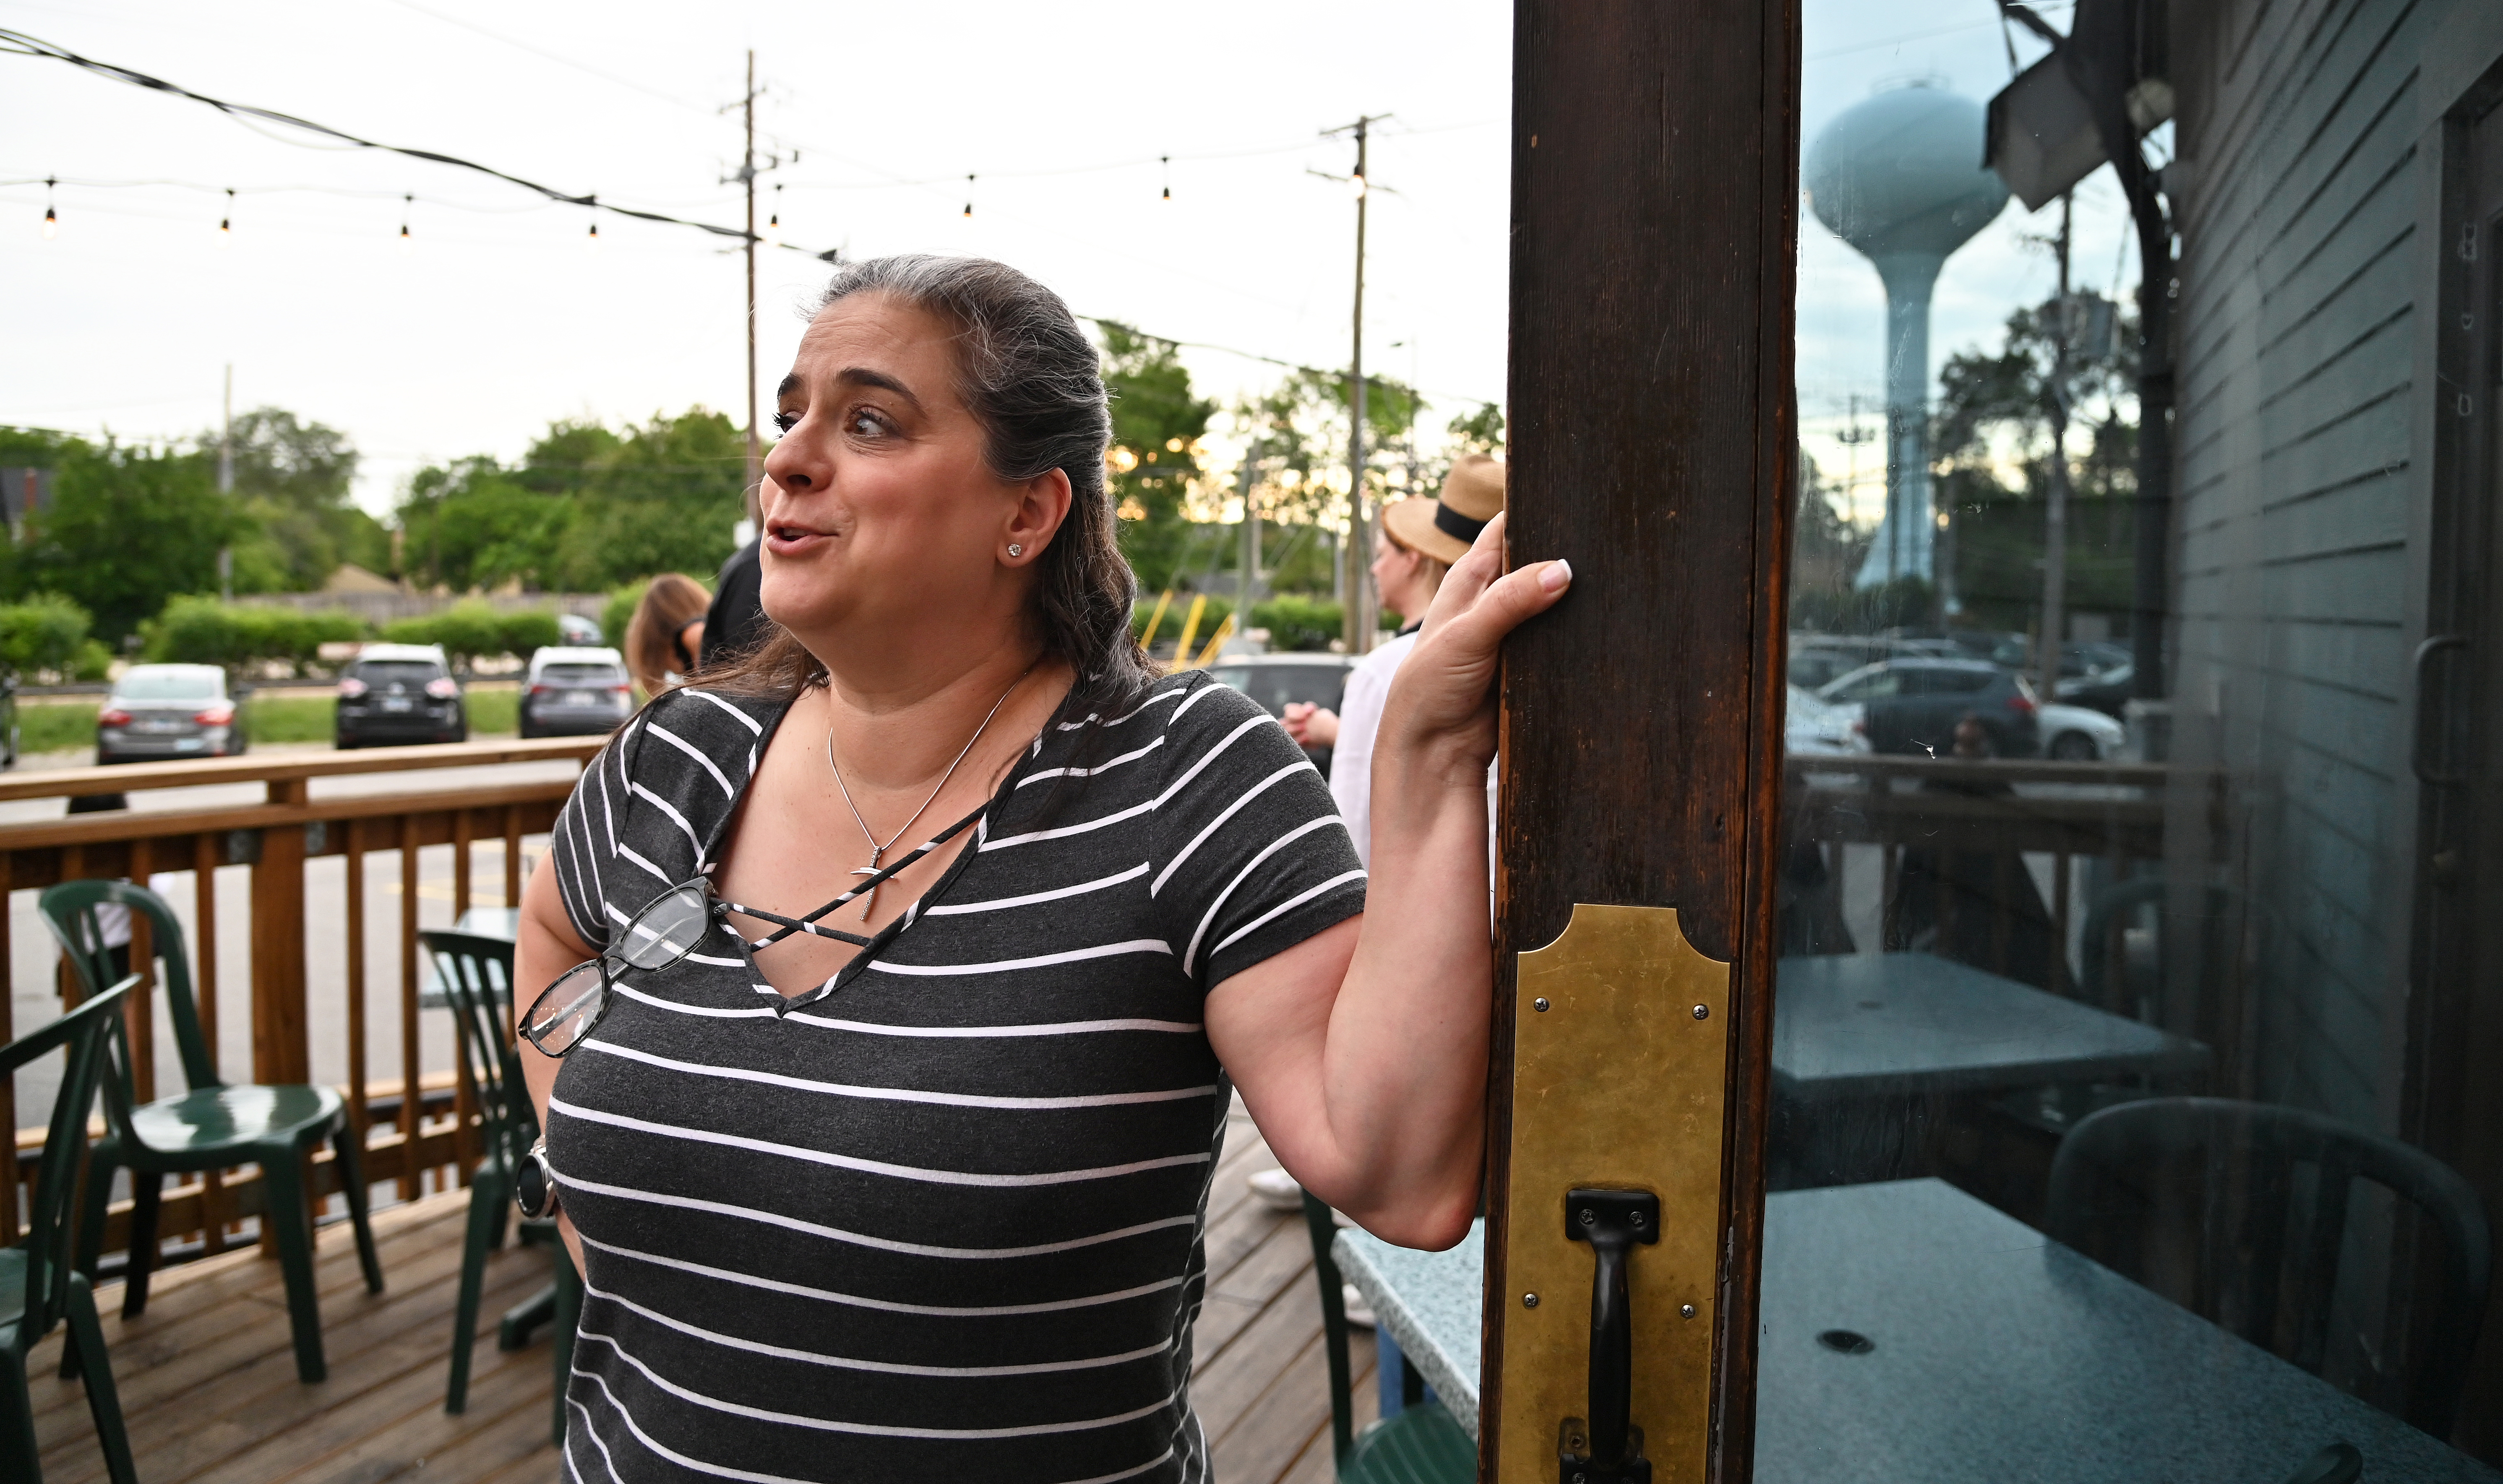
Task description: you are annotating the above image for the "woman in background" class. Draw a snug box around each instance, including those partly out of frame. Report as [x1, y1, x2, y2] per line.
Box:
[620, 572, 711, 695]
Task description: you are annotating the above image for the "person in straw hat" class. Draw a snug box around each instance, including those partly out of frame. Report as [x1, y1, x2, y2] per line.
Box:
[1260, 453, 1505, 1226]
[1284, 452, 1504, 860]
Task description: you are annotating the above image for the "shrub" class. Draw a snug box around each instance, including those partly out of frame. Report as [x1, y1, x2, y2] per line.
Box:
[0, 595, 94, 677]
[602, 581, 648, 648]
[1251, 596, 1342, 652]
[382, 601, 561, 668]
[143, 599, 371, 671]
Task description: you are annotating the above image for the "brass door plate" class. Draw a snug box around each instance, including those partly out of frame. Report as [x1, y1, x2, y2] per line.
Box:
[1492, 903, 1731, 1484]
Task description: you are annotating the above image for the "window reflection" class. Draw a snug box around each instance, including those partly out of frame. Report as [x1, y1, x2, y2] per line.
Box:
[1770, 0, 2501, 1475]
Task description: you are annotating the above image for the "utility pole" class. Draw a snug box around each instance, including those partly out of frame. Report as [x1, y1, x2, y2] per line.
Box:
[218, 363, 234, 602]
[740, 52, 761, 530]
[1325, 114, 1387, 654]
[2037, 192, 2073, 714]
[1235, 452, 1260, 627]
[722, 53, 793, 535]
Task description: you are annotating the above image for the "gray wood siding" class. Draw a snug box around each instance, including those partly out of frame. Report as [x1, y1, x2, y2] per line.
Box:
[2169, 0, 2442, 1126]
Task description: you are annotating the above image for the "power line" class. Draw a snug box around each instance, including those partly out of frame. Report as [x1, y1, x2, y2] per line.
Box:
[0, 26, 837, 258]
[373, 0, 718, 117]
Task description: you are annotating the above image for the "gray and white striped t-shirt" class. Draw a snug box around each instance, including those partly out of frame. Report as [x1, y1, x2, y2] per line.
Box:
[545, 672, 1366, 1483]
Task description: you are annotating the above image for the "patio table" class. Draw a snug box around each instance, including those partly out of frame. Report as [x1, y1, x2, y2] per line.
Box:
[1333, 1179, 2499, 1481]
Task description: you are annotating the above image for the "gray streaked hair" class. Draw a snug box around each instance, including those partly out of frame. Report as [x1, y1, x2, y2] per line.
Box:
[714, 255, 1154, 712]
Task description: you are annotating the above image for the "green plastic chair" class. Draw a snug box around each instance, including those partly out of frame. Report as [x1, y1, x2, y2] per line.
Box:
[39, 879, 384, 1383]
[424, 930, 580, 1447]
[1298, 1192, 1476, 1483]
[3, 976, 141, 1484]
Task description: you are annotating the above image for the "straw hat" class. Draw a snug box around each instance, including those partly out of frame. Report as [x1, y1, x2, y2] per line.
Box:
[1382, 454, 1506, 567]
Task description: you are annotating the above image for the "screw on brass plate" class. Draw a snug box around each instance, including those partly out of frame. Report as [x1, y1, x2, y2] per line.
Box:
[1523, 1292, 1540, 1308]
[1533, 997, 1551, 1012]
[1681, 1303, 1697, 1319]
[1579, 1207, 1596, 1226]
[1692, 1004, 1710, 1020]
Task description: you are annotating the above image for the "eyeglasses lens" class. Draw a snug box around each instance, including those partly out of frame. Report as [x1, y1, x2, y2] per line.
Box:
[523, 959, 607, 1055]
[616, 885, 713, 971]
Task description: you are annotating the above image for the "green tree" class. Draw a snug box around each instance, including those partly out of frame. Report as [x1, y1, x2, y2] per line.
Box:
[396, 457, 571, 592]
[6, 440, 242, 640]
[216, 408, 391, 590]
[1100, 323, 1215, 594]
[542, 410, 745, 589]
[394, 409, 745, 593]
[1931, 301, 2140, 634]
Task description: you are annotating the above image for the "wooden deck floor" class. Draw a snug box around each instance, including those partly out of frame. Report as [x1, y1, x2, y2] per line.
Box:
[29, 1104, 1379, 1483]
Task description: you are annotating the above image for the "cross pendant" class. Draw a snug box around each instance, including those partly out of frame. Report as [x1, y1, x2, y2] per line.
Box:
[851, 848, 886, 922]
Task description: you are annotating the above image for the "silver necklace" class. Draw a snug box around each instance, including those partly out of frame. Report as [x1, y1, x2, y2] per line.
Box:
[825, 666, 1032, 920]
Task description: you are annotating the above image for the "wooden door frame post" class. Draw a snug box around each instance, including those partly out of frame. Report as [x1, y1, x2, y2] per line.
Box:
[1488, 3, 1800, 1480]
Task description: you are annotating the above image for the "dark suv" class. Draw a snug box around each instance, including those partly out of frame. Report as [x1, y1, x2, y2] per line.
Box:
[1816, 658, 2040, 758]
[335, 645, 468, 749]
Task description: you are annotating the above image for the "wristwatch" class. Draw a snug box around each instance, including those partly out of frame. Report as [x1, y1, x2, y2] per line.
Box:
[515, 1137, 560, 1219]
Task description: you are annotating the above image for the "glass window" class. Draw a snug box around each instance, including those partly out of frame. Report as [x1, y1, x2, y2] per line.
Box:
[112, 669, 221, 701]
[355, 661, 443, 688]
[1204, 662, 1348, 717]
[540, 664, 626, 687]
[1768, 1, 2503, 1474]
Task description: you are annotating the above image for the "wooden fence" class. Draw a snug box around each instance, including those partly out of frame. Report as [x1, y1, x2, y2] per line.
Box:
[1785, 753, 2223, 1005]
[0, 739, 602, 1257]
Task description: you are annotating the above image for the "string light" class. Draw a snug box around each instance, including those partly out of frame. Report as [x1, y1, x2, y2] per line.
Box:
[399, 193, 412, 247]
[587, 219, 600, 245]
[962, 173, 974, 219]
[1349, 166, 1368, 199]
[216, 186, 233, 247]
[766, 182, 782, 247]
[1160, 155, 1171, 202]
[42, 175, 57, 238]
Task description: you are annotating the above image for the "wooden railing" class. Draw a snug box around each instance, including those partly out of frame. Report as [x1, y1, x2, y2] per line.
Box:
[0, 738, 603, 1257]
[1783, 753, 2224, 1004]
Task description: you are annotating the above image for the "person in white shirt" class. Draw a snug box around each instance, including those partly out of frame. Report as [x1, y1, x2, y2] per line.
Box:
[1250, 453, 1506, 1227]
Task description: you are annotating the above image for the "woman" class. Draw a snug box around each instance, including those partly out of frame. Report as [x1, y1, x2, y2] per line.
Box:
[621, 572, 711, 695]
[514, 254, 1568, 1482]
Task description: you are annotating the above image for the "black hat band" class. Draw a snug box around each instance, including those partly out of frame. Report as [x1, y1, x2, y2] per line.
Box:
[1433, 502, 1488, 547]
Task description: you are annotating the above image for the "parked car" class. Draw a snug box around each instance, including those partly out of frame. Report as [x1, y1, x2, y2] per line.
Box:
[335, 644, 467, 748]
[557, 612, 604, 647]
[1785, 683, 1868, 756]
[1202, 653, 1357, 780]
[519, 646, 634, 738]
[2055, 657, 2136, 718]
[97, 664, 247, 764]
[2038, 701, 2127, 761]
[1817, 657, 2041, 758]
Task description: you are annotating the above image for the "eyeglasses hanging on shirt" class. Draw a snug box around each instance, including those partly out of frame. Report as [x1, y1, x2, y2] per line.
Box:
[518, 798, 991, 1058]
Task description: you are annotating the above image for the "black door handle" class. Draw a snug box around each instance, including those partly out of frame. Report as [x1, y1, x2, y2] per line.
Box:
[1559, 1188, 1659, 1484]
[2413, 634, 2470, 785]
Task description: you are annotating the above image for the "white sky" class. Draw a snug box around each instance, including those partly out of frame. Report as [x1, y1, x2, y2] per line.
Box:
[3, 0, 2135, 533]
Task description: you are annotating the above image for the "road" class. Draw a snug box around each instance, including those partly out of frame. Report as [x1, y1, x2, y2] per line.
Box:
[6, 739, 586, 1143]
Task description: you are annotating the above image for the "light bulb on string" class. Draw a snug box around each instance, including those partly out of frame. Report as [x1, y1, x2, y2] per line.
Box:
[587, 219, 600, 246]
[1348, 168, 1368, 200]
[963, 174, 975, 220]
[1160, 155, 1171, 203]
[766, 183, 782, 247]
[399, 194, 413, 249]
[41, 177, 57, 240]
[216, 187, 234, 248]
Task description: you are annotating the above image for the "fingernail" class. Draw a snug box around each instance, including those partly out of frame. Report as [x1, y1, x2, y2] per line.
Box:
[1540, 559, 1572, 592]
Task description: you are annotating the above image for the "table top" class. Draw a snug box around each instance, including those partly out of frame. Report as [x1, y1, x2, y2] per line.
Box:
[1772, 952, 2211, 1101]
[1334, 1179, 2498, 1481]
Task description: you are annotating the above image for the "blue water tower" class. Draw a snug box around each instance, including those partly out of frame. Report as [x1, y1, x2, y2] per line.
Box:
[1805, 82, 2010, 592]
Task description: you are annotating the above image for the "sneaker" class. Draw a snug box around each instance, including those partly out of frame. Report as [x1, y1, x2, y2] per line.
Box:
[1341, 1284, 1376, 1328]
[1246, 1167, 1304, 1211]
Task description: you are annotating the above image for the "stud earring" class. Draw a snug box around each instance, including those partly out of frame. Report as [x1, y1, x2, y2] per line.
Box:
[1007, 544, 1024, 558]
